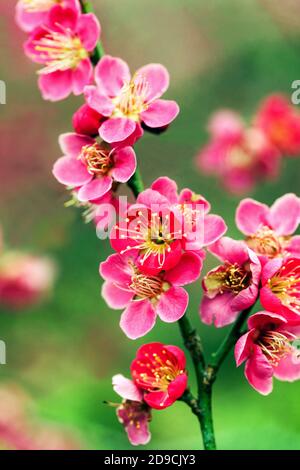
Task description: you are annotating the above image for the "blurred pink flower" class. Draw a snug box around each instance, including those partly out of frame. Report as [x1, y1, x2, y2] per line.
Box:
[84, 55, 179, 144]
[196, 110, 281, 194]
[53, 133, 136, 202]
[24, 5, 101, 101]
[0, 251, 56, 310]
[200, 237, 261, 327]
[100, 251, 202, 339]
[255, 94, 300, 157]
[236, 194, 300, 265]
[112, 374, 151, 446]
[235, 311, 300, 395]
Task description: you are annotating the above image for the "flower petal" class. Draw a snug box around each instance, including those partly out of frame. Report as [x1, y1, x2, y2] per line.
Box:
[77, 13, 101, 51]
[77, 176, 112, 202]
[99, 118, 136, 144]
[38, 70, 73, 102]
[58, 133, 94, 158]
[100, 253, 133, 284]
[120, 299, 157, 339]
[244, 345, 274, 395]
[94, 55, 131, 97]
[84, 85, 114, 116]
[112, 374, 142, 401]
[101, 281, 133, 309]
[200, 292, 238, 327]
[269, 193, 300, 235]
[135, 63, 169, 102]
[52, 156, 92, 186]
[111, 147, 137, 183]
[156, 287, 188, 322]
[141, 100, 179, 128]
[151, 177, 179, 204]
[235, 198, 269, 235]
[164, 252, 202, 286]
[72, 59, 93, 95]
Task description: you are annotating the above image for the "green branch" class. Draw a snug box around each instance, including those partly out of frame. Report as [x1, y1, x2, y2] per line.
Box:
[79, 0, 105, 64]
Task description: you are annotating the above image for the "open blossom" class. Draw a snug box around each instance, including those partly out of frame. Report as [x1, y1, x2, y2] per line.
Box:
[24, 5, 101, 101]
[260, 257, 300, 321]
[112, 374, 151, 446]
[196, 110, 281, 194]
[200, 237, 261, 327]
[16, 0, 80, 32]
[130, 343, 187, 409]
[110, 179, 226, 276]
[235, 311, 300, 395]
[0, 251, 56, 310]
[84, 55, 179, 144]
[236, 194, 300, 265]
[53, 133, 136, 202]
[255, 94, 300, 156]
[100, 251, 202, 339]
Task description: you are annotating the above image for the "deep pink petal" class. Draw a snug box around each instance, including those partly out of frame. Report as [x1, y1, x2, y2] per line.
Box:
[52, 156, 92, 186]
[168, 373, 188, 401]
[84, 85, 114, 116]
[101, 281, 133, 309]
[156, 287, 188, 322]
[120, 300, 157, 339]
[77, 176, 112, 202]
[136, 188, 170, 207]
[287, 235, 300, 257]
[99, 118, 136, 143]
[77, 13, 101, 51]
[38, 70, 73, 102]
[99, 253, 133, 284]
[273, 351, 300, 381]
[144, 390, 172, 409]
[235, 198, 269, 235]
[123, 412, 151, 446]
[261, 258, 283, 285]
[111, 147, 137, 183]
[165, 345, 186, 369]
[234, 330, 255, 366]
[58, 133, 94, 158]
[202, 215, 227, 247]
[200, 292, 238, 327]
[135, 63, 169, 102]
[247, 311, 287, 330]
[151, 177, 179, 204]
[94, 55, 130, 97]
[141, 100, 179, 128]
[15, 3, 47, 33]
[47, 5, 78, 30]
[72, 59, 93, 95]
[112, 374, 142, 401]
[208, 237, 249, 265]
[269, 193, 300, 235]
[164, 252, 202, 286]
[244, 346, 274, 395]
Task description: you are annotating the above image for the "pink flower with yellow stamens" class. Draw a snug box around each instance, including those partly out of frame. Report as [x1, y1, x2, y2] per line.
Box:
[24, 5, 101, 101]
[260, 257, 300, 321]
[200, 237, 261, 327]
[236, 194, 300, 265]
[84, 55, 179, 144]
[15, 0, 80, 32]
[130, 343, 187, 409]
[53, 133, 136, 202]
[235, 311, 300, 395]
[100, 251, 202, 339]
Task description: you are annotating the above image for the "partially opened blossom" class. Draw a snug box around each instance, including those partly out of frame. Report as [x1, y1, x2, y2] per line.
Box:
[110, 179, 226, 275]
[72, 104, 104, 137]
[112, 374, 151, 446]
[130, 343, 187, 409]
[200, 237, 261, 327]
[196, 110, 281, 194]
[84, 55, 179, 144]
[100, 251, 202, 339]
[0, 252, 56, 310]
[255, 94, 300, 156]
[260, 257, 300, 321]
[16, 0, 80, 32]
[24, 5, 101, 101]
[236, 194, 300, 264]
[53, 133, 136, 202]
[235, 311, 300, 395]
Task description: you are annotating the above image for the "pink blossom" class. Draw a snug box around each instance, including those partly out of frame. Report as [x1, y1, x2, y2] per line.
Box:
[100, 251, 202, 339]
[84, 55, 179, 144]
[235, 311, 300, 395]
[0, 251, 56, 310]
[255, 94, 300, 157]
[16, 0, 80, 33]
[112, 374, 151, 446]
[130, 343, 187, 409]
[72, 104, 104, 137]
[24, 5, 101, 101]
[196, 110, 281, 194]
[260, 257, 300, 321]
[236, 194, 300, 265]
[53, 133, 136, 202]
[200, 237, 261, 327]
[110, 178, 226, 276]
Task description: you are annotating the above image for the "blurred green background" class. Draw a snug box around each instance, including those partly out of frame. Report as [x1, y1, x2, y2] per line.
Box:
[1, 0, 300, 450]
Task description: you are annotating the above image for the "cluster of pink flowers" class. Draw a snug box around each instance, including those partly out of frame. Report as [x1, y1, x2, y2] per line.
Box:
[112, 342, 187, 445]
[196, 95, 300, 194]
[16, 1, 300, 448]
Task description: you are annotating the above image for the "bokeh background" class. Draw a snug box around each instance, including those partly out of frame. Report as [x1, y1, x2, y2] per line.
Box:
[1, 0, 300, 450]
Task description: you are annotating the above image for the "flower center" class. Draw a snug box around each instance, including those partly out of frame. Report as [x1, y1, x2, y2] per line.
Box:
[268, 259, 300, 313]
[133, 350, 183, 392]
[130, 271, 168, 301]
[80, 143, 112, 176]
[34, 27, 88, 74]
[204, 263, 252, 296]
[21, 0, 58, 12]
[269, 120, 291, 148]
[256, 331, 292, 366]
[112, 74, 149, 121]
[246, 226, 288, 258]
[227, 146, 254, 169]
